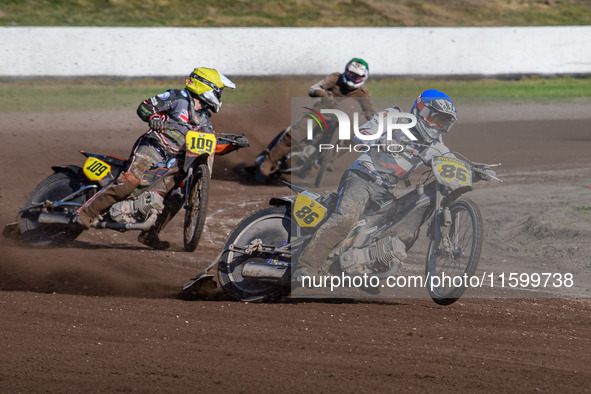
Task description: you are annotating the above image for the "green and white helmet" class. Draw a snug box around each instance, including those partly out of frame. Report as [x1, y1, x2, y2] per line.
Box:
[343, 58, 369, 89]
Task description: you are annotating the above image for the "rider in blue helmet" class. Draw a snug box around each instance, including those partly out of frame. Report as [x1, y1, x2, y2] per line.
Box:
[410, 89, 457, 143]
[293, 90, 494, 284]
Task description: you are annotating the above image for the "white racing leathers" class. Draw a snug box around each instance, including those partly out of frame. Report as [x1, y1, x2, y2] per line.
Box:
[296, 107, 453, 275]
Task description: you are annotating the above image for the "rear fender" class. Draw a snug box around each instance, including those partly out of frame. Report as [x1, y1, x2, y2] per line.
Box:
[51, 165, 85, 180]
[17, 166, 97, 215]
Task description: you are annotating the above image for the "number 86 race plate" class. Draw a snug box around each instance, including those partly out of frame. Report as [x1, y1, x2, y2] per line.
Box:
[431, 156, 472, 189]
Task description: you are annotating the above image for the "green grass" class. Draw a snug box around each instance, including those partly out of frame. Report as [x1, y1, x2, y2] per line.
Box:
[0, 77, 286, 112]
[1, 75, 589, 113]
[1, 0, 590, 27]
[2, 1, 589, 111]
[366, 76, 591, 99]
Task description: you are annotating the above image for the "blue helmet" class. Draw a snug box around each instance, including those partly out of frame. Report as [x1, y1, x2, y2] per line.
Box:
[410, 89, 457, 142]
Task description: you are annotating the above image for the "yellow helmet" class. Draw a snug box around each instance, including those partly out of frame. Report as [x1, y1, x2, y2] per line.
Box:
[185, 67, 236, 113]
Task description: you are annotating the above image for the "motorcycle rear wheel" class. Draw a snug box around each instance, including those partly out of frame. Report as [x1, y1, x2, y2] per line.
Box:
[183, 163, 210, 252]
[19, 172, 88, 246]
[218, 206, 292, 302]
[425, 198, 483, 305]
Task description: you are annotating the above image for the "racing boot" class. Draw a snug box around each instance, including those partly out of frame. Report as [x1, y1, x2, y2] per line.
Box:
[74, 174, 140, 230]
[255, 127, 292, 183]
[292, 266, 313, 284]
[137, 231, 171, 250]
[136, 191, 183, 250]
[72, 211, 94, 230]
[73, 189, 122, 230]
[253, 151, 271, 183]
[292, 266, 322, 288]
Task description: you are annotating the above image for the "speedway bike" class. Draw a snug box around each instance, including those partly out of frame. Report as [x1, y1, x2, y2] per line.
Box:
[6, 122, 248, 251]
[255, 97, 365, 187]
[185, 146, 501, 305]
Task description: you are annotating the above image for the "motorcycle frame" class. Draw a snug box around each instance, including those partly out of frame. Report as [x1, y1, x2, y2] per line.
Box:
[227, 169, 474, 274]
[30, 147, 213, 231]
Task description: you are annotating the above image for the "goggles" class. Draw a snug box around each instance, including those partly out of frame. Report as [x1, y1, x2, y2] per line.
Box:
[344, 70, 365, 84]
[419, 106, 455, 133]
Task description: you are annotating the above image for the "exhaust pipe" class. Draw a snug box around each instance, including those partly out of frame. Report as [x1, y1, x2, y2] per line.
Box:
[38, 212, 70, 225]
[38, 212, 157, 231]
[241, 262, 289, 280]
[93, 213, 157, 231]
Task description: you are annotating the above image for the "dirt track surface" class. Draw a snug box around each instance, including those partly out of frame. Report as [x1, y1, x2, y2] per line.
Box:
[1, 92, 591, 392]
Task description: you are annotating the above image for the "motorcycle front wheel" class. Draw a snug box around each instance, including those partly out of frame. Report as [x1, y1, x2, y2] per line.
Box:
[425, 198, 483, 305]
[183, 163, 210, 252]
[217, 206, 292, 302]
[19, 172, 89, 246]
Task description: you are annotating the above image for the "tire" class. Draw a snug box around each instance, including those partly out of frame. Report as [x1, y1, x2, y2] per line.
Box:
[425, 198, 483, 305]
[218, 206, 292, 302]
[183, 163, 210, 252]
[19, 172, 88, 246]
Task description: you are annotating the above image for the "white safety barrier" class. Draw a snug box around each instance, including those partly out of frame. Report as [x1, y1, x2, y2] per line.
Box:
[1, 26, 590, 77]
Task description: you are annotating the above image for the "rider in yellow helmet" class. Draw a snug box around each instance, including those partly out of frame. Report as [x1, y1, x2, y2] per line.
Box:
[74, 68, 237, 249]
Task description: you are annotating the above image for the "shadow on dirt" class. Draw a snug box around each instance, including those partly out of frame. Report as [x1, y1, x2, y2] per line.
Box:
[177, 275, 424, 307]
[0, 242, 179, 299]
[2, 229, 184, 252]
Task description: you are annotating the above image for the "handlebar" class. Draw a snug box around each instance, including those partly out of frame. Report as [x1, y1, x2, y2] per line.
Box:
[399, 141, 504, 183]
[472, 165, 503, 183]
[217, 133, 250, 148]
[162, 120, 187, 133]
[163, 120, 250, 148]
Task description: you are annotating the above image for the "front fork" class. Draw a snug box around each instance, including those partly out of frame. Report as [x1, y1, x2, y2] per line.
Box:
[184, 166, 193, 209]
[428, 183, 454, 255]
[183, 155, 214, 209]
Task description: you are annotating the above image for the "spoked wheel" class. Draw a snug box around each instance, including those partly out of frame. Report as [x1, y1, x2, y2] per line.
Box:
[218, 206, 292, 302]
[183, 163, 210, 252]
[19, 172, 89, 246]
[425, 199, 483, 305]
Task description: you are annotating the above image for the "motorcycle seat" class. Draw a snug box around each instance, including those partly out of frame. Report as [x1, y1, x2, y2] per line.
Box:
[81, 151, 127, 168]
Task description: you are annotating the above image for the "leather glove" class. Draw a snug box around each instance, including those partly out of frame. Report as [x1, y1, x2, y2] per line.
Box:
[233, 135, 250, 148]
[475, 166, 496, 181]
[149, 117, 165, 131]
